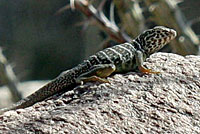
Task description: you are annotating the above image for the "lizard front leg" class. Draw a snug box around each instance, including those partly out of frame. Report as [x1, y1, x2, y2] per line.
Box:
[76, 64, 116, 84]
[136, 50, 160, 74]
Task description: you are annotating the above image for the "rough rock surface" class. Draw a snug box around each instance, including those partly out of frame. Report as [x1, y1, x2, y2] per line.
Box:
[0, 52, 200, 134]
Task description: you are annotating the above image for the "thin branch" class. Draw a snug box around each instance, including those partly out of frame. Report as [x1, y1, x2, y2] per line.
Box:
[54, 5, 71, 15]
[73, 0, 132, 43]
[0, 48, 22, 102]
[187, 17, 200, 27]
[110, 1, 116, 25]
[97, 0, 106, 11]
[70, 0, 75, 10]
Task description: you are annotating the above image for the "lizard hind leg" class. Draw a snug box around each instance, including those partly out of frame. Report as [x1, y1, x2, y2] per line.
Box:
[76, 64, 116, 84]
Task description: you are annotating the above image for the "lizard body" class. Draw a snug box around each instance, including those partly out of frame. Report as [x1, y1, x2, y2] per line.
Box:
[0, 26, 176, 114]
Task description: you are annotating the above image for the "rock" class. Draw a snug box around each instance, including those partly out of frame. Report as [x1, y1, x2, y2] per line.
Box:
[0, 53, 200, 134]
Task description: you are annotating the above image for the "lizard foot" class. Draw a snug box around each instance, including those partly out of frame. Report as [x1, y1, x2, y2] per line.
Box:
[139, 66, 160, 74]
[76, 76, 110, 84]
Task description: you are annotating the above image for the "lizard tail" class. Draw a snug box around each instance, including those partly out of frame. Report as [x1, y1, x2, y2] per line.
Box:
[0, 68, 78, 114]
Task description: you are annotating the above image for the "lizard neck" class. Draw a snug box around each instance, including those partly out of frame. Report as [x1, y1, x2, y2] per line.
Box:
[131, 37, 150, 58]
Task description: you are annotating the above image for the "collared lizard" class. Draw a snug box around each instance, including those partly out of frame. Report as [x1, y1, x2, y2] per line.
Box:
[0, 26, 177, 114]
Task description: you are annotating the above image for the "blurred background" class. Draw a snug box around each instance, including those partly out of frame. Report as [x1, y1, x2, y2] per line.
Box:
[0, 0, 200, 107]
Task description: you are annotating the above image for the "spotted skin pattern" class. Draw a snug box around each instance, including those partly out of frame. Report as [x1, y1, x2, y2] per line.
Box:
[0, 26, 177, 114]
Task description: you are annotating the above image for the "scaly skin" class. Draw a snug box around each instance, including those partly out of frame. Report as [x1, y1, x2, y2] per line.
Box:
[0, 26, 177, 114]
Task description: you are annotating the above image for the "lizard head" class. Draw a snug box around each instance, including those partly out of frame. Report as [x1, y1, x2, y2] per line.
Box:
[137, 26, 177, 54]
